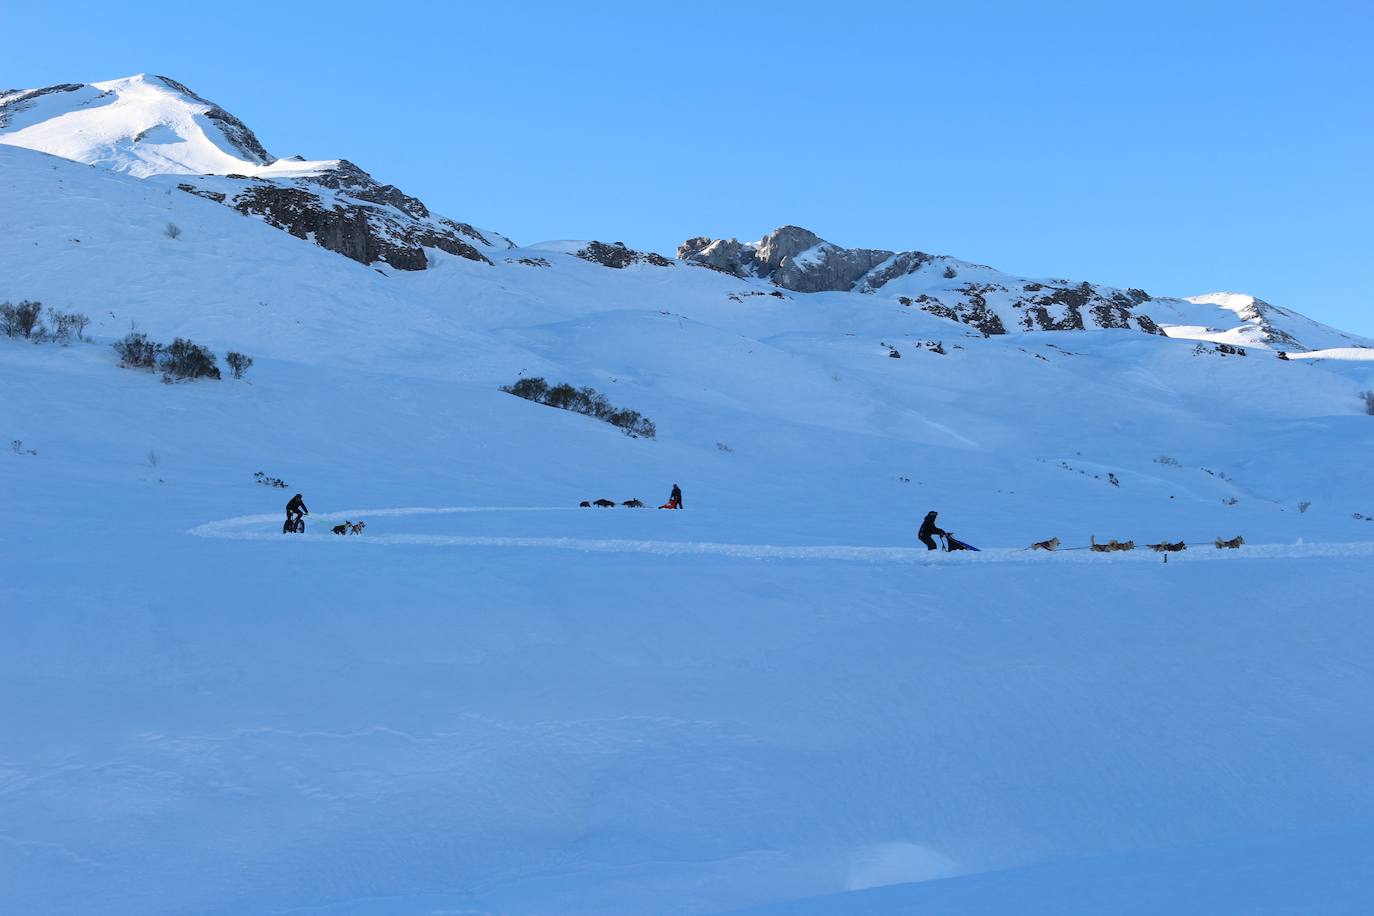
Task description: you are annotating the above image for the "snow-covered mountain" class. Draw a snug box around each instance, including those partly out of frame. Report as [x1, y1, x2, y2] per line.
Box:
[0, 74, 510, 270]
[681, 226, 1368, 350]
[4, 76, 1374, 916]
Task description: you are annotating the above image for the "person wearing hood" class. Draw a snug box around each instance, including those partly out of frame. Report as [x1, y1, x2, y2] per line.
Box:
[918, 510, 946, 551]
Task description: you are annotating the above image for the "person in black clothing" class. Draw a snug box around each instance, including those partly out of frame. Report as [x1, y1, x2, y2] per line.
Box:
[285, 493, 309, 531]
[918, 510, 946, 550]
[670, 484, 683, 509]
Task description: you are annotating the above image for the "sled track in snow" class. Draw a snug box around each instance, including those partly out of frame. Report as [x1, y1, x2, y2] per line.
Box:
[189, 507, 1374, 565]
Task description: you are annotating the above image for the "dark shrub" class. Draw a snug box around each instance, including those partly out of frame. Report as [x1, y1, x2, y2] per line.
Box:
[226, 351, 253, 379]
[159, 338, 221, 380]
[502, 376, 550, 402]
[115, 332, 161, 369]
[576, 386, 613, 419]
[500, 376, 655, 438]
[544, 383, 578, 410]
[1361, 390, 1374, 416]
[50, 311, 91, 343]
[1, 300, 44, 339]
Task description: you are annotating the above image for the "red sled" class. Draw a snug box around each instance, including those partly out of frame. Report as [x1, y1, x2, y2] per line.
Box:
[659, 498, 680, 509]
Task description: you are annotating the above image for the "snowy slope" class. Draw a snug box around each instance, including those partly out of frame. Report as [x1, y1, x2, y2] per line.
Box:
[3, 85, 1374, 916]
[0, 74, 327, 177]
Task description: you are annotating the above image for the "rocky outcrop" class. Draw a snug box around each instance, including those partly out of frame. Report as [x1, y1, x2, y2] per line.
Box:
[900, 289, 1008, 336]
[859, 251, 936, 293]
[217, 178, 492, 270]
[175, 156, 502, 272]
[576, 241, 673, 269]
[679, 236, 757, 276]
[678, 226, 891, 292]
[0, 83, 86, 127]
[683, 225, 1168, 337]
[1225, 297, 1304, 349]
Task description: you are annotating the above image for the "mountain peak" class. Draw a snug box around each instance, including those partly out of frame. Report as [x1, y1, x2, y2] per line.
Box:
[0, 74, 312, 177]
[0, 75, 514, 271]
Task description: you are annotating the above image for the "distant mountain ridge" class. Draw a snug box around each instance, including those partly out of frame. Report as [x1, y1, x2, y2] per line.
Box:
[679, 226, 1367, 349]
[2, 75, 1368, 351]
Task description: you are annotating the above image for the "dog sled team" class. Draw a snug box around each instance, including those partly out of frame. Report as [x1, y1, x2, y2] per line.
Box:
[281, 493, 366, 535]
[581, 484, 682, 510]
[280, 482, 1241, 556]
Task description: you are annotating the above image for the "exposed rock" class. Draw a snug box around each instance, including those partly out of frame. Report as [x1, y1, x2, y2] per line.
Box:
[5, 75, 507, 273]
[679, 226, 892, 293]
[308, 160, 430, 219]
[224, 181, 491, 270]
[859, 251, 936, 293]
[176, 182, 225, 203]
[0, 83, 85, 128]
[576, 241, 673, 269]
[677, 236, 756, 276]
[923, 286, 1008, 336]
[679, 225, 1169, 338]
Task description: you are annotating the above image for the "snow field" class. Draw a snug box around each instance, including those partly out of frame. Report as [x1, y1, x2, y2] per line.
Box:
[3, 131, 1374, 913]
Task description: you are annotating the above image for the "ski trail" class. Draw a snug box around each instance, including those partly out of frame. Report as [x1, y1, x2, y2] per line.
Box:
[189, 508, 1374, 566]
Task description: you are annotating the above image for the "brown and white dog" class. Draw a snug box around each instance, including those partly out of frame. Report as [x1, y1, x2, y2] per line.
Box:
[349, 521, 366, 535]
[1030, 537, 1060, 551]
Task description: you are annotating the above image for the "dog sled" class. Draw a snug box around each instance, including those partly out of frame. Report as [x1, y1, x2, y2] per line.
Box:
[940, 533, 979, 552]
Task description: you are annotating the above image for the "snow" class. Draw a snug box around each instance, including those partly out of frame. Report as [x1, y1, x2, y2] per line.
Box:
[3, 111, 1374, 915]
[0, 74, 337, 179]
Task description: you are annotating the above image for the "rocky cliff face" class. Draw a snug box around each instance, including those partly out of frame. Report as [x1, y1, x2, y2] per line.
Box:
[176, 167, 498, 271]
[682, 225, 1166, 337]
[679, 226, 894, 292]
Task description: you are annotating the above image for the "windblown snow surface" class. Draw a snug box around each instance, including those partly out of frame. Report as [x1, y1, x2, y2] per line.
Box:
[3, 140, 1374, 915]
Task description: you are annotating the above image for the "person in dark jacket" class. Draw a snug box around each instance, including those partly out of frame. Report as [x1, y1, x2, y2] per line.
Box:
[918, 510, 946, 550]
[285, 493, 309, 530]
[670, 484, 683, 509]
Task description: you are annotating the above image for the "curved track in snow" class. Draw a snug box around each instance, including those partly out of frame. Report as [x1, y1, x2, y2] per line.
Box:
[190, 507, 1374, 565]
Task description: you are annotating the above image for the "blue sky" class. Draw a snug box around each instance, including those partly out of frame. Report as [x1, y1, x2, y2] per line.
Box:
[5, 0, 1372, 333]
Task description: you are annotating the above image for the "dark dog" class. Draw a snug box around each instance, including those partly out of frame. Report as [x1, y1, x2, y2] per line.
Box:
[592, 498, 616, 508]
[332, 521, 351, 536]
[623, 499, 645, 508]
[579, 500, 591, 508]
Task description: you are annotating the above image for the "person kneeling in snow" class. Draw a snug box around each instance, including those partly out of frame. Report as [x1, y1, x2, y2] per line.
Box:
[660, 483, 683, 510]
[918, 510, 946, 551]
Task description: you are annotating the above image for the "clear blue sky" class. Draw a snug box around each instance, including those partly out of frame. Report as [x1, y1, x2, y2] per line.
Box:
[5, 0, 1372, 333]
